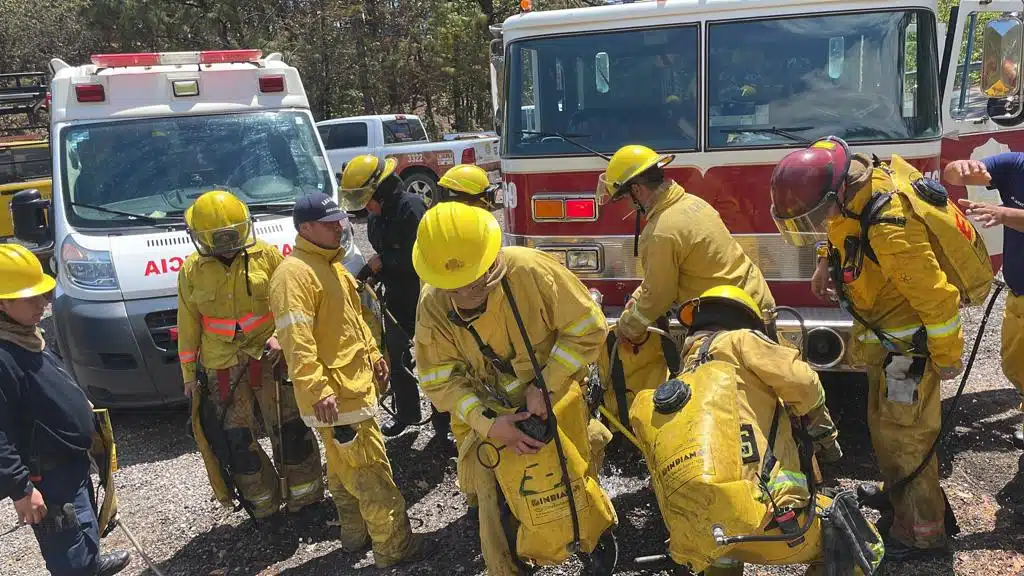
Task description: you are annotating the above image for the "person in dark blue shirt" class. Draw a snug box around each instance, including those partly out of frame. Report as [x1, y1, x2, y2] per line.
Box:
[0, 244, 130, 576]
[944, 153, 1024, 448]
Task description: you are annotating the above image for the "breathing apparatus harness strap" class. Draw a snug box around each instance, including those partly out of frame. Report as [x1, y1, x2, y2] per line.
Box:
[500, 275, 585, 557]
[605, 315, 681, 434]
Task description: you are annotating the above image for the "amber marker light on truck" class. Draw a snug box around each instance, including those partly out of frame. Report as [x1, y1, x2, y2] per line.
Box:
[531, 194, 599, 222]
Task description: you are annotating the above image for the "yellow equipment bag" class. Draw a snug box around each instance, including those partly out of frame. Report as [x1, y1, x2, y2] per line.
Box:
[487, 382, 617, 566]
[629, 340, 767, 572]
[89, 408, 120, 537]
[867, 155, 994, 307]
[600, 332, 670, 430]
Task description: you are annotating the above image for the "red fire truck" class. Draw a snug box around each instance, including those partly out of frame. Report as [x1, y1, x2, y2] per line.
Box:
[489, 0, 1022, 372]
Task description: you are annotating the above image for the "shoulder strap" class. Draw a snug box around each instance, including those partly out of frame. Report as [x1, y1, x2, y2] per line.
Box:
[695, 330, 721, 366]
[759, 402, 782, 485]
[656, 315, 682, 377]
[859, 192, 893, 266]
[446, 309, 516, 376]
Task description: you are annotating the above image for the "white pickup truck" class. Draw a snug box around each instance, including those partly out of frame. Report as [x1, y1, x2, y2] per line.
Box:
[316, 114, 501, 206]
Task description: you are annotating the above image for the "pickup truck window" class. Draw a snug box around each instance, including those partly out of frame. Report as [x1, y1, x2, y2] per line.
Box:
[506, 24, 699, 156]
[321, 122, 369, 150]
[706, 9, 940, 148]
[383, 118, 428, 144]
[0, 144, 50, 184]
[60, 110, 332, 228]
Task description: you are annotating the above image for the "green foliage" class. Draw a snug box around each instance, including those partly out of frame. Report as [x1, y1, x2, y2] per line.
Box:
[0, 0, 577, 136]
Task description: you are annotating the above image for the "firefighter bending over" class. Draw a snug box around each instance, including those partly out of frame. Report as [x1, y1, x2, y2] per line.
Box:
[771, 137, 972, 562]
[631, 285, 876, 576]
[596, 144, 776, 346]
[413, 202, 618, 575]
[268, 192, 429, 567]
[177, 190, 323, 519]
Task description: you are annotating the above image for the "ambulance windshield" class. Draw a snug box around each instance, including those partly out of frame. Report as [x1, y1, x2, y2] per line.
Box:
[505, 9, 939, 156]
[60, 110, 332, 227]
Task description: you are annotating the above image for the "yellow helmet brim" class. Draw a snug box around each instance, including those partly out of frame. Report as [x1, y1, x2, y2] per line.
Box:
[0, 273, 55, 300]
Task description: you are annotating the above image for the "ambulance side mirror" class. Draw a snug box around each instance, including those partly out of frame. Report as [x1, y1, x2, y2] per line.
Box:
[11, 189, 54, 250]
[981, 16, 1023, 99]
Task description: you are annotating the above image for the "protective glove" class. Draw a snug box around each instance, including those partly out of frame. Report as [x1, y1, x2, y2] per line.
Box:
[803, 402, 843, 464]
[884, 355, 919, 404]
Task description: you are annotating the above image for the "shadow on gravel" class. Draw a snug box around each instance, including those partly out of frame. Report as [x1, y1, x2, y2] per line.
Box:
[385, 429, 456, 509]
[109, 407, 195, 467]
[277, 513, 480, 576]
[143, 498, 341, 576]
[949, 452, 1024, 555]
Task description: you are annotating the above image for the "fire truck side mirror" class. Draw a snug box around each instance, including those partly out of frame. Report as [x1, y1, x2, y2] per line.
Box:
[981, 16, 1023, 100]
[494, 106, 503, 137]
[11, 189, 54, 250]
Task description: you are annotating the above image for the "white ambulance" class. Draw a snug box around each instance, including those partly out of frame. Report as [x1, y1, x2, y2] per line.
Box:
[11, 50, 369, 408]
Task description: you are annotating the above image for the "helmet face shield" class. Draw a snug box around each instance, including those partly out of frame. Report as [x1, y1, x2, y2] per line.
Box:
[339, 186, 376, 211]
[192, 221, 253, 256]
[596, 173, 625, 206]
[771, 193, 836, 247]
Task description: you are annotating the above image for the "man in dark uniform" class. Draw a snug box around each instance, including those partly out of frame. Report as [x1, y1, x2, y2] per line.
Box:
[339, 154, 450, 439]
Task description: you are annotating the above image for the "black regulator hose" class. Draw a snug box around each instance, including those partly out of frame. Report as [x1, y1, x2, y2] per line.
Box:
[773, 306, 808, 361]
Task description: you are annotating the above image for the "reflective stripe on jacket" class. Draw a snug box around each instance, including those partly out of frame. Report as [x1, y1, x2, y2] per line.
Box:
[176, 239, 282, 383]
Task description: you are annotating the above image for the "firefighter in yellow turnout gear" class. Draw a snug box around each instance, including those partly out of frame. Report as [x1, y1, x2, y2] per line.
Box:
[177, 191, 322, 519]
[630, 286, 876, 575]
[268, 192, 427, 568]
[413, 203, 618, 575]
[437, 164, 501, 211]
[596, 144, 776, 344]
[771, 137, 973, 561]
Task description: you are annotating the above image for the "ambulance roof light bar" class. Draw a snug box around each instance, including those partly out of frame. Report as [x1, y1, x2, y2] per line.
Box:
[90, 49, 263, 68]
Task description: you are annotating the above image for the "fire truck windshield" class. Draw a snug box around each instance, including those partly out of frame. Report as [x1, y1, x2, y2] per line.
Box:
[505, 9, 939, 156]
[59, 110, 332, 228]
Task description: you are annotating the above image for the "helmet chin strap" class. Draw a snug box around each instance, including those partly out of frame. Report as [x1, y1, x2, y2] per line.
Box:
[629, 189, 645, 257]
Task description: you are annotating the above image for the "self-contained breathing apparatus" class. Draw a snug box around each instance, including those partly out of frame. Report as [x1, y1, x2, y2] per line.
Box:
[449, 276, 618, 575]
[822, 156, 1004, 524]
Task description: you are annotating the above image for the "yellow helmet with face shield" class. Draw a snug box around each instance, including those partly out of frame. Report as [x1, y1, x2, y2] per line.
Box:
[184, 190, 255, 257]
[596, 144, 674, 206]
[339, 154, 398, 211]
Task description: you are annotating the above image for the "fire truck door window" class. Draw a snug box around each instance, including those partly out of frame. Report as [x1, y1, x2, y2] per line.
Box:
[505, 24, 699, 157]
[706, 9, 940, 149]
[59, 111, 332, 229]
[949, 11, 1011, 121]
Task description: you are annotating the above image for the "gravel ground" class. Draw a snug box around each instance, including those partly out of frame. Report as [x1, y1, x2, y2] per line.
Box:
[2, 213, 1022, 576]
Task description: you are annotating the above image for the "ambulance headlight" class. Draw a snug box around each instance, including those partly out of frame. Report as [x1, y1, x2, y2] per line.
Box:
[61, 236, 119, 291]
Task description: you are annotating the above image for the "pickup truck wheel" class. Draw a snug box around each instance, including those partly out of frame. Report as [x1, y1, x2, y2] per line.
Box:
[404, 172, 438, 206]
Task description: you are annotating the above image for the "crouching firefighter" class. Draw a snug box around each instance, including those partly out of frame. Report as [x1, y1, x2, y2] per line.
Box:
[770, 137, 993, 561]
[412, 203, 619, 576]
[436, 164, 502, 210]
[177, 190, 323, 520]
[630, 285, 881, 576]
[0, 244, 131, 576]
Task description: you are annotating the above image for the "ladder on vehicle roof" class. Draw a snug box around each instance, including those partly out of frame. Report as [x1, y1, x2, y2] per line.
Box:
[0, 72, 49, 137]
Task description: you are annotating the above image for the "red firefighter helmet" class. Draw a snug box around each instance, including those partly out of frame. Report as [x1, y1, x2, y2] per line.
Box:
[769, 136, 851, 246]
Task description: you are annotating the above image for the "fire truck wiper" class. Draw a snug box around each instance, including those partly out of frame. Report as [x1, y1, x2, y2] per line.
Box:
[736, 126, 813, 144]
[519, 130, 611, 160]
[69, 202, 184, 225]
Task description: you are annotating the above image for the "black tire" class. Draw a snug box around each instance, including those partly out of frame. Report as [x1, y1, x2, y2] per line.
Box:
[403, 171, 438, 206]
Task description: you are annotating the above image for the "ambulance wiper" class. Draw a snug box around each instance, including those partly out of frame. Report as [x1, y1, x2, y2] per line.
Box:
[737, 126, 813, 144]
[69, 202, 184, 225]
[246, 202, 297, 217]
[519, 130, 611, 160]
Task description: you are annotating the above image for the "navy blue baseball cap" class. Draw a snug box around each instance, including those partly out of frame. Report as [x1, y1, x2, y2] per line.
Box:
[293, 192, 349, 227]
